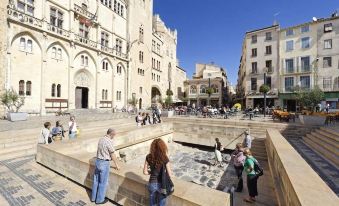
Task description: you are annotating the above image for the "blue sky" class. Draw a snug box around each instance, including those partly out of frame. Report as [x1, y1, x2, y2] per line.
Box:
[153, 0, 339, 86]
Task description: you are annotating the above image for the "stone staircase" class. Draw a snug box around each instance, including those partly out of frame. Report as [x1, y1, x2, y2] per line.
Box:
[251, 138, 268, 161]
[0, 118, 136, 160]
[302, 127, 339, 167]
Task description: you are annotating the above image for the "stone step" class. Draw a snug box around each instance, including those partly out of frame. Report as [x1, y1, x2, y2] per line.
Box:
[305, 134, 339, 156]
[0, 144, 36, 155]
[0, 147, 37, 161]
[303, 137, 339, 167]
[315, 130, 339, 143]
[0, 139, 37, 149]
[310, 132, 339, 149]
[320, 127, 339, 137]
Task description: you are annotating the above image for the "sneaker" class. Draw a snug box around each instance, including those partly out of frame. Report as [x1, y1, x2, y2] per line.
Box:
[243, 198, 254, 203]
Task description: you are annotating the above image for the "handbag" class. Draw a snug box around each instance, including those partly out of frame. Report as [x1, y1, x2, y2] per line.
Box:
[160, 163, 174, 197]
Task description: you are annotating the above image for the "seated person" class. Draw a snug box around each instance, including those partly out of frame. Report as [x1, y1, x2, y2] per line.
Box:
[51, 121, 65, 141]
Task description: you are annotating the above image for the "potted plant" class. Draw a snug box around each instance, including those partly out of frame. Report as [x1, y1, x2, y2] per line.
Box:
[1, 89, 27, 121]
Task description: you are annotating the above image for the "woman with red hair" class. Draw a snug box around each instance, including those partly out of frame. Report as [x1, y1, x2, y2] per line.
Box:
[143, 139, 173, 206]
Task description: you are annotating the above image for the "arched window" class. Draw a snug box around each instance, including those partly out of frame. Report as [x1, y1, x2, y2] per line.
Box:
[139, 27, 144, 42]
[84, 56, 88, 66]
[27, 39, 33, 52]
[51, 84, 56, 97]
[190, 85, 197, 94]
[52, 47, 56, 58]
[57, 84, 61, 97]
[200, 85, 207, 94]
[168, 63, 172, 81]
[57, 48, 62, 60]
[105, 90, 108, 100]
[117, 3, 120, 14]
[20, 38, 26, 51]
[211, 84, 219, 93]
[117, 65, 122, 74]
[121, 5, 124, 17]
[26, 81, 32, 96]
[19, 80, 25, 95]
[102, 89, 105, 100]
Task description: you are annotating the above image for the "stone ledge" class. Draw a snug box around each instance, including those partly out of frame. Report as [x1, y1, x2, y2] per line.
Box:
[266, 129, 338, 206]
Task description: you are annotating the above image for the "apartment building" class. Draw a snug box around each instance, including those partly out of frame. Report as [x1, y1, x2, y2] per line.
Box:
[240, 25, 280, 109]
[237, 14, 339, 111]
[184, 63, 228, 107]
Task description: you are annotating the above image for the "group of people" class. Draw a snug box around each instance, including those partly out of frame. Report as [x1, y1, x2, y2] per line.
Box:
[91, 128, 171, 206]
[37, 116, 78, 144]
[214, 131, 261, 203]
[136, 108, 162, 127]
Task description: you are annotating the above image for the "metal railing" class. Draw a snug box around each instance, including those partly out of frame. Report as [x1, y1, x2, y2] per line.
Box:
[282, 66, 312, 74]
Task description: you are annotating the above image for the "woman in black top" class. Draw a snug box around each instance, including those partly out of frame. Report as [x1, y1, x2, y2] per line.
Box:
[143, 139, 172, 206]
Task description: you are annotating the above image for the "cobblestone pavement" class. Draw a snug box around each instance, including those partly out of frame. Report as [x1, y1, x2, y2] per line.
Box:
[0, 156, 118, 206]
[128, 143, 238, 190]
[288, 138, 339, 195]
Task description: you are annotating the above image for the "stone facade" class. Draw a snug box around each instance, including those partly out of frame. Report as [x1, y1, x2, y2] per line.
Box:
[0, 0, 186, 115]
[184, 63, 228, 107]
[237, 15, 339, 111]
[243, 25, 280, 109]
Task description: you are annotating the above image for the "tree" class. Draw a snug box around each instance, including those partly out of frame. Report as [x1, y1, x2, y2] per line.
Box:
[164, 95, 173, 107]
[0, 89, 25, 112]
[166, 89, 173, 96]
[296, 86, 324, 111]
[128, 96, 138, 107]
[206, 87, 214, 95]
[259, 84, 270, 94]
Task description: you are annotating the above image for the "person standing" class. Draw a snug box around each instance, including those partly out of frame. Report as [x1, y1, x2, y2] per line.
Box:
[213, 138, 224, 167]
[136, 112, 143, 127]
[91, 128, 120, 204]
[38, 122, 52, 144]
[242, 131, 252, 149]
[231, 143, 245, 192]
[143, 139, 172, 206]
[68, 116, 77, 139]
[243, 148, 258, 203]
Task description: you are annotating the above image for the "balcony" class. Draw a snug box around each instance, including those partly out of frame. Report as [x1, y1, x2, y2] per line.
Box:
[114, 48, 127, 59]
[7, 7, 42, 29]
[74, 4, 97, 21]
[74, 34, 97, 49]
[282, 66, 312, 75]
[47, 23, 70, 38]
[100, 45, 114, 55]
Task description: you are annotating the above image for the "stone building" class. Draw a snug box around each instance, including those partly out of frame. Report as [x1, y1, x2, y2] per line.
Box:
[237, 14, 339, 111]
[0, 0, 186, 115]
[184, 63, 228, 107]
[242, 25, 280, 109]
[279, 22, 318, 111]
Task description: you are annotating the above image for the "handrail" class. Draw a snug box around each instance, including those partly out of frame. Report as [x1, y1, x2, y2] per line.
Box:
[224, 129, 247, 148]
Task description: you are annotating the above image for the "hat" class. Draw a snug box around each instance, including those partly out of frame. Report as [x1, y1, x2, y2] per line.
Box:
[245, 131, 249, 135]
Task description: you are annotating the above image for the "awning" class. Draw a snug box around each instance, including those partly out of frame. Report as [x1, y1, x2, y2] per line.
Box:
[324, 92, 339, 99]
[279, 93, 297, 99]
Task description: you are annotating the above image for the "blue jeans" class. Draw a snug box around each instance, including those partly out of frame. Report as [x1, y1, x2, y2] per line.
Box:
[69, 131, 77, 139]
[148, 183, 167, 206]
[91, 159, 110, 203]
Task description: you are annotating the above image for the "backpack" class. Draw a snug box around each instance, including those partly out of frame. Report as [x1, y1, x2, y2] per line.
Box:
[252, 158, 264, 177]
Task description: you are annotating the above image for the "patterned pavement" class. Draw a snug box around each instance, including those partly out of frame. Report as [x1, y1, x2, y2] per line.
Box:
[0, 156, 118, 206]
[288, 138, 339, 195]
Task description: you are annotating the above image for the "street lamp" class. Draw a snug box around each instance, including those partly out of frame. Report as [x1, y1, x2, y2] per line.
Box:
[208, 73, 211, 106]
[263, 68, 268, 118]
